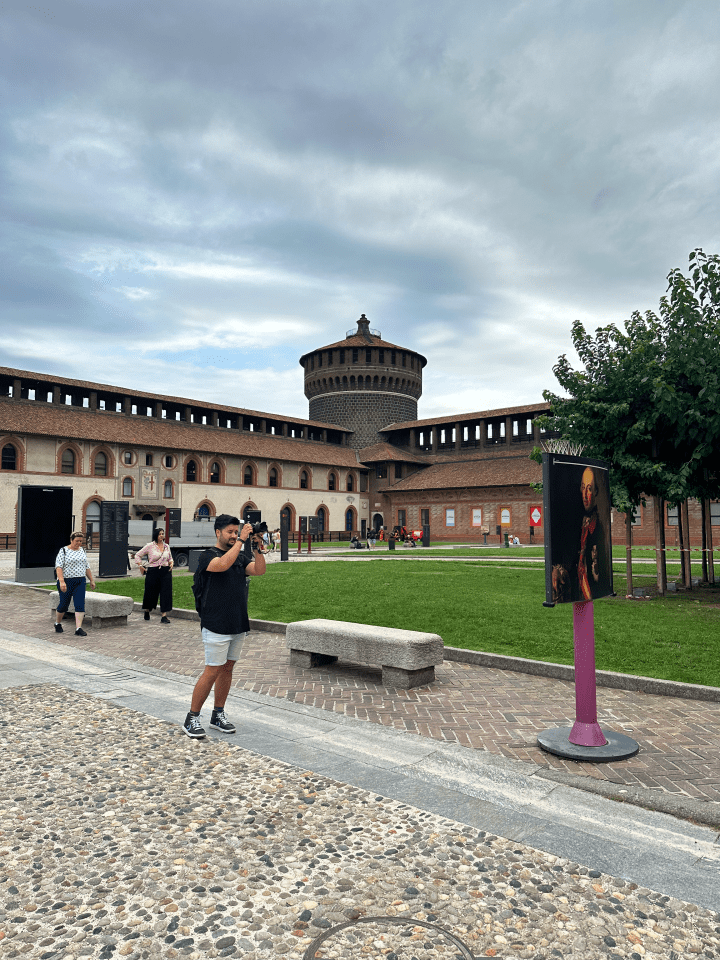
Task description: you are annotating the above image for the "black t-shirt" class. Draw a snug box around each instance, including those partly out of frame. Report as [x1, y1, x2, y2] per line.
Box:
[196, 546, 252, 635]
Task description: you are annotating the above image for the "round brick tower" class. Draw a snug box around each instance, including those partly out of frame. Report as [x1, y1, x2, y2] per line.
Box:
[301, 315, 426, 450]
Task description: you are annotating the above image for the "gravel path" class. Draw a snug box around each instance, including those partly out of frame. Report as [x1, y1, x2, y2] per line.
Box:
[2, 685, 719, 960]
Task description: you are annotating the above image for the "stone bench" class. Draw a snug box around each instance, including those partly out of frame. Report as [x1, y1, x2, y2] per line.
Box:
[286, 618, 443, 689]
[48, 590, 134, 629]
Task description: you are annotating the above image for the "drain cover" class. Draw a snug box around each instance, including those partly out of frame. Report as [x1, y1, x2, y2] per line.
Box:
[303, 916, 475, 959]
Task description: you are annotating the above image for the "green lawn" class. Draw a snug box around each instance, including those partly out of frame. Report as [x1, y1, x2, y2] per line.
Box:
[85, 559, 720, 688]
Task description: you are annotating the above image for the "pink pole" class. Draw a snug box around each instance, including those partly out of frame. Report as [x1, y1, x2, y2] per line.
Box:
[568, 600, 607, 747]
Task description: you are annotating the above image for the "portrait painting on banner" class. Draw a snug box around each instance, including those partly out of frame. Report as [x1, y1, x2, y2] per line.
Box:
[542, 453, 613, 605]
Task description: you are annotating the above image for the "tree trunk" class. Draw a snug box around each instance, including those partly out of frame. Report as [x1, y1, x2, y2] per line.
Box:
[677, 501, 687, 588]
[681, 499, 692, 589]
[625, 510, 633, 597]
[704, 498, 715, 585]
[654, 495, 667, 596]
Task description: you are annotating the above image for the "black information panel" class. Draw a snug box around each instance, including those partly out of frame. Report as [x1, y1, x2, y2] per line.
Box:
[16, 485, 73, 582]
[167, 508, 182, 539]
[99, 501, 130, 578]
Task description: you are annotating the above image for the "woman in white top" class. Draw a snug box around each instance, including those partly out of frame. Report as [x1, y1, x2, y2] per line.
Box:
[54, 532, 96, 636]
[135, 527, 174, 623]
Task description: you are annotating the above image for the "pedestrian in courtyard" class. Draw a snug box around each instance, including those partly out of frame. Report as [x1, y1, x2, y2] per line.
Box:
[135, 527, 174, 623]
[183, 514, 267, 739]
[272, 528, 281, 551]
[54, 532, 96, 636]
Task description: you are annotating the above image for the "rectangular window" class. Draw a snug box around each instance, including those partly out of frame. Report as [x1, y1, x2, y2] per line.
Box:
[379, 349, 385, 363]
[376, 464, 387, 479]
[366, 348, 372, 362]
[352, 348, 358, 363]
[421, 509, 429, 526]
[487, 423, 493, 439]
[402, 352, 406, 367]
[526, 419, 533, 434]
[513, 420, 519, 436]
[667, 505, 679, 526]
[391, 350, 396, 364]
[500, 421, 506, 438]
[327, 350, 333, 365]
[339, 349, 345, 363]
[145, 454, 153, 466]
[395, 462, 402, 479]
[631, 506, 642, 526]
[472, 508, 482, 527]
[445, 508, 455, 527]
[398, 509, 406, 527]
[318, 353, 322, 367]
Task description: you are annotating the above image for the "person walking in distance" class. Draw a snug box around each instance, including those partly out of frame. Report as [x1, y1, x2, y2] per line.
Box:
[134, 527, 174, 623]
[183, 514, 267, 738]
[54, 532, 96, 636]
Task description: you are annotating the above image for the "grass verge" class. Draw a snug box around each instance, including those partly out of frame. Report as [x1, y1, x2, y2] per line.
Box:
[84, 560, 719, 688]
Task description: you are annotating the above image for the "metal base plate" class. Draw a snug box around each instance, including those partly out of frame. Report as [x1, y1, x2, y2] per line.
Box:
[537, 726, 639, 762]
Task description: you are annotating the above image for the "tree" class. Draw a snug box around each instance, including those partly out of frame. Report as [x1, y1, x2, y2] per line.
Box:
[538, 249, 720, 591]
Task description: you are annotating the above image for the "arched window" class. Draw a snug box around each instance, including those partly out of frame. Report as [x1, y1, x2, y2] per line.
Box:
[300, 470, 308, 489]
[210, 461, 221, 484]
[198, 504, 210, 518]
[122, 477, 133, 496]
[328, 472, 336, 491]
[244, 465, 254, 485]
[163, 480, 173, 498]
[61, 449, 75, 474]
[345, 508, 354, 532]
[186, 459, 197, 482]
[2, 444, 17, 470]
[269, 467, 278, 487]
[346, 473, 354, 491]
[94, 452, 107, 476]
[85, 500, 101, 540]
[317, 507, 327, 532]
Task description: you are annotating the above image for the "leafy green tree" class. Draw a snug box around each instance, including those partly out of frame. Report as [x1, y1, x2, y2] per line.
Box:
[537, 249, 720, 588]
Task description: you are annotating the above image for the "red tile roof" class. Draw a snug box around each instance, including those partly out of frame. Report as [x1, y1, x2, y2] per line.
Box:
[0, 398, 361, 467]
[0, 365, 351, 432]
[382, 402, 550, 431]
[357, 442, 428, 464]
[378, 455, 541, 492]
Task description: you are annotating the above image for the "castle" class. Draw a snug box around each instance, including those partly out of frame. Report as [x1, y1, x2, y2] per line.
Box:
[0, 315, 697, 547]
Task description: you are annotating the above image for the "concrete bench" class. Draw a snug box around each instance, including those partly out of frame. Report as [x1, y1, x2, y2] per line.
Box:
[286, 618, 443, 689]
[48, 590, 134, 629]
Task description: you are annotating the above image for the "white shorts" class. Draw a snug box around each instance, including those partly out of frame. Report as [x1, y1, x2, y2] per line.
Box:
[201, 628, 247, 666]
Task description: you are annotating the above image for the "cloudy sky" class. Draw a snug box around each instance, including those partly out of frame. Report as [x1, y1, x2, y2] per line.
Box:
[2, 0, 718, 420]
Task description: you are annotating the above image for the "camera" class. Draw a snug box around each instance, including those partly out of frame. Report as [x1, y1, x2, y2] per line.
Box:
[249, 520, 268, 537]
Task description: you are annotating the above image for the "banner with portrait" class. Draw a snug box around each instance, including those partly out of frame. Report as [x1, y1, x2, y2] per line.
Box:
[542, 453, 613, 604]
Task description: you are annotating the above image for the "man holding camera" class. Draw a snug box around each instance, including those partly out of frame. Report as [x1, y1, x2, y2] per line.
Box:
[183, 514, 267, 739]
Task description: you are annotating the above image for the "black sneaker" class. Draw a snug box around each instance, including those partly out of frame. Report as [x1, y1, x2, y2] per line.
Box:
[183, 713, 206, 739]
[210, 709, 236, 734]
[160, 616, 170, 624]
[54, 623, 63, 633]
[144, 612, 150, 621]
[75, 628, 87, 637]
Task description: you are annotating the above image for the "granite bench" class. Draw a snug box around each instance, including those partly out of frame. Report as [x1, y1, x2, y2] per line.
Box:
[286, 618, 444, 689]
[48, 590, 135, 629]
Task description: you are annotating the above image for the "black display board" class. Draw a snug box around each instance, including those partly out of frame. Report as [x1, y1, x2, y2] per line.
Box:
[542, 453, 613, 604]
[422, 524, 430, 548]
[280, 518, 289, 562]
[16, 485, 73, 582]
[99, 501, 130, 578]
[167, 508, 182, 539]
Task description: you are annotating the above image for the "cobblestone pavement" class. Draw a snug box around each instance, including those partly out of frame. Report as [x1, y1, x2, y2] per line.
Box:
[1, 584, 719, 817]
[2, 685, 719, 960]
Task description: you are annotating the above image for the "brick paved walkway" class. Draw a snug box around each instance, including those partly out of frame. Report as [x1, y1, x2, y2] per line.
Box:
[2, 583, 719, 807]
